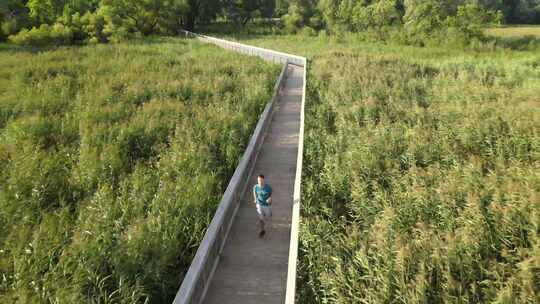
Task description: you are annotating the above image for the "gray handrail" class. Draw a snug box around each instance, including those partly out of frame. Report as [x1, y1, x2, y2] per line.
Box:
[175, 30, 307, 304]
[285, 58, 306, 304]
[181, 30, 306, 67]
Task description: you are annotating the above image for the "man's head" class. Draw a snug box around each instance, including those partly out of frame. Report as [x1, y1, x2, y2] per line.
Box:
[257, 174, 265, 186]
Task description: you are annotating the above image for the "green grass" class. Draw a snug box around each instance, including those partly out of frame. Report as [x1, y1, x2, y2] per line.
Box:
[482, 26, 540, 51]
[222, 34, 540, 303]
[1, 27, 538, 303]
[486, 26, 540, 38]
[0, 37, 280, 303]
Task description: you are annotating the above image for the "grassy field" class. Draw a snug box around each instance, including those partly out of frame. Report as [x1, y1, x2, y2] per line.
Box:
[1, 27, 538, 304]
[222, 34, 540, 303]
[486, 26, 540, 38]
[0, 38, 280, 303]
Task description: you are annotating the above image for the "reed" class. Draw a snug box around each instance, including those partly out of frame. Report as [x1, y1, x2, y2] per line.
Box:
[0, 37, 280, 303]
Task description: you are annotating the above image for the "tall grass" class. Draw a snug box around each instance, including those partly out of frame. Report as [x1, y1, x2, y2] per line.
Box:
[300, 42, 538, 304]
[227, 34, 539, 303]
[0, 37, 280, 303]
[484, 26, 540, 51]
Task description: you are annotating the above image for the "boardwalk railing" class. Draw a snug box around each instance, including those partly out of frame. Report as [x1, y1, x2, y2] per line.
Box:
[174, 30, 307, 304]
[285, 49, 307, 304]
[181, 30, 306, 67]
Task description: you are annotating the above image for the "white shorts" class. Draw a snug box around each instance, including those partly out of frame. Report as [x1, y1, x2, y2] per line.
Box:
[256, 204, 272, 221]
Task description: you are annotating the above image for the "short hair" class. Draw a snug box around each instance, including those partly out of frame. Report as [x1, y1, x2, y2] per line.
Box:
[258, 174, 265, 179]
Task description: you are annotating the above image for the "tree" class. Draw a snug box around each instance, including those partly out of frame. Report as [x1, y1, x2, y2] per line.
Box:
[282, 0, 321, 32]
[63, 0, 101, 17]
[159, 0, 190, 34]
[479, 0, 540, 24]
[318, 0, 349, 31]
[403, 0, 501, 45]
[514, 0, 540, 23]
[351, 0, 400, 34]
[100, 0, 165, 35]
[317, 0, 402, 33]
[260, 0, 277, 18]
[446, 1, 502, 40]
[181, 0, 222, 31]
[276, 0, 290, 16]
[223, 0, 263, 25]
[27, 0, 65, 24]
[1, 0, 31, 40]
[402, 0, 446, 43]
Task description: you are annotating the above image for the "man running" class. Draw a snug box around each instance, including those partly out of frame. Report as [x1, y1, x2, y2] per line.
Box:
[253, 174, 272, 238]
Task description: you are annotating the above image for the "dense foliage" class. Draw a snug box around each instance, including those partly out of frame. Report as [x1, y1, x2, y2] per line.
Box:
[481, 0, 540, 24]
[280, 0, 507, 45]
[1, 1, 539, 45]
[0, 0, 217, 43]
[299, 42, 539, 303]
[0, 0, 279, 44]
[240, 34, 539, 303]
[0, 38, 279, 303]
[283, 0, 540, 32]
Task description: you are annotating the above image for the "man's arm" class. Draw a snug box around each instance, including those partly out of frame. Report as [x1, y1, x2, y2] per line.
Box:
[253, 186, 257, 204]
[267, 186, 272, 205]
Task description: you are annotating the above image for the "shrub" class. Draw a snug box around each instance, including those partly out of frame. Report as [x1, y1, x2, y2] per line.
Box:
[60, 11, 109, 43]
[351, 0, 399, 33]
[402, 0, 445, 45]
[9, 23, 74, 46]
[402, 0, 501, 46]
[282, 12, 303, 33]
[445, 1, 502, 43]
[1, 18, 19, 41]
[309, 15, 324, 30]
[81, 11, 108, 43]
[301, 26, 317, 37]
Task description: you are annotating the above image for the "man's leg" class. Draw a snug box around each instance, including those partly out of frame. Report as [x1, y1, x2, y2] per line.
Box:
[256, 204, 266, 237]
[257, 217, 265, 231]
[259, 206, 271, 237]
[259, 219, 266, 237]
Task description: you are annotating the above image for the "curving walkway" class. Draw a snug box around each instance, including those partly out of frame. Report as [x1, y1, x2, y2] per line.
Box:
[173, 31, 306, 304]
[203, 64, 303, 303]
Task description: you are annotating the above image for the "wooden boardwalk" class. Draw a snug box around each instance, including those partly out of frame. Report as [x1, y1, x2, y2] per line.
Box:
[203, 64, 304, 304]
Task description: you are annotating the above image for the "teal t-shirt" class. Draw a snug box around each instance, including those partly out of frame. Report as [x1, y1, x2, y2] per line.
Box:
[254, 184, 272, 206]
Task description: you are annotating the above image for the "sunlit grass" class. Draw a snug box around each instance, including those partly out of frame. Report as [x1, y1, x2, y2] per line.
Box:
[227, 34, 539, 303]
[0, 37, 280, 303]
[486, 25, 540, 38]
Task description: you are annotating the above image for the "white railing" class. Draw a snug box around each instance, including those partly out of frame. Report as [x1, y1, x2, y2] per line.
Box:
[285, 56, 306, 304]
[175, 30, 307, 304]
[181, 30, 306, 67]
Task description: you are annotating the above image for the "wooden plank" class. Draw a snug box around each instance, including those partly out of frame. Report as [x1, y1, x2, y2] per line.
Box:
[203, 65, 303, 304]
[172, 62, 288, 304]
[174, 30, 307, 304]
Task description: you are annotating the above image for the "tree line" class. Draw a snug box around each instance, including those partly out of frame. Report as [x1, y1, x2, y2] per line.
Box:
[0, 0, 277, 45]
[0, 1, 539, 45]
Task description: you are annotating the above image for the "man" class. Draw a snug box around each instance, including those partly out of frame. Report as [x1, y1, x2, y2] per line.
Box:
[253, 174, 272, 238]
